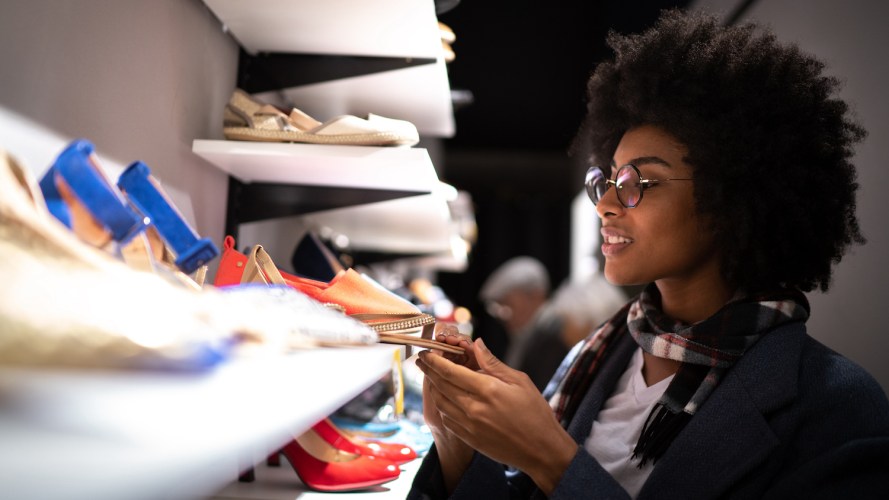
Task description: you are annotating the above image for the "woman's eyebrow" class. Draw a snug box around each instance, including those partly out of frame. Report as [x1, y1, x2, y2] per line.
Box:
[610, 156, 672, 168]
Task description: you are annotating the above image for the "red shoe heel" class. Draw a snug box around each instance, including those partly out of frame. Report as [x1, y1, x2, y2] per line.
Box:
[281, 429, 400, 492]
[266, 450, 281, 467]
[238, 467, 255, 483]
[312, 418, 417, 465]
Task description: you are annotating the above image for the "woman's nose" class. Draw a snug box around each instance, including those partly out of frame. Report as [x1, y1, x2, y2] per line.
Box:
[595, 183, 624, 219]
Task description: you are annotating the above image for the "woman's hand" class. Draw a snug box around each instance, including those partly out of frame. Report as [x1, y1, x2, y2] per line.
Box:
[417, 337, 579, 495]
[421, 323, 478, 491]
[422, 324, 477, 438]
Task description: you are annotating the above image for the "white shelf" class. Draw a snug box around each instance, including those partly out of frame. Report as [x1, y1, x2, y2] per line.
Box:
[305, 190, 454, 255]
[256, 58, 455, 139]
[0, 345, 398, 500]
[203, 0, 441, 58]
[202, 0, 455, 138]
[192, 139, 440, 191]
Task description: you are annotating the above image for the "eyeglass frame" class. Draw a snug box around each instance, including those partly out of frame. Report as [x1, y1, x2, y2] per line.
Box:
[585, 164, 693, 208]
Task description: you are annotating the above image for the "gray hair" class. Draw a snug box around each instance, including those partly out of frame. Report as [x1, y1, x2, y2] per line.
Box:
[479, 256, 550, 302]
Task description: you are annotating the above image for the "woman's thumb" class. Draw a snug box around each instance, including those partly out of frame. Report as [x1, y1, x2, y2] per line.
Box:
[475, 338, 506, 375]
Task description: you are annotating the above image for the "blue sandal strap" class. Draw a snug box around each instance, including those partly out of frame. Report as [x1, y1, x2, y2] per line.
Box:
[38, 166, 72, 228]
[117, 161, 219, 274]
[39, 139, 145, 242]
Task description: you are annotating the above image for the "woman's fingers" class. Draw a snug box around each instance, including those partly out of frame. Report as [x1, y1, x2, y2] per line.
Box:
[431, 326, 477, 367]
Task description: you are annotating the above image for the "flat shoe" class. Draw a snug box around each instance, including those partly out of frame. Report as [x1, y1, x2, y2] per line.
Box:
[222, 89, 420, 147]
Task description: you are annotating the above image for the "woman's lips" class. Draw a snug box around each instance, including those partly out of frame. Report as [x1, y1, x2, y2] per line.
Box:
[601, 228, 633, 256]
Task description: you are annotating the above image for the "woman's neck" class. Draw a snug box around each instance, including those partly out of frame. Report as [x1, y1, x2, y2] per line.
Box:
[655, 274, 735, 325]
[642, 274, 734, 386]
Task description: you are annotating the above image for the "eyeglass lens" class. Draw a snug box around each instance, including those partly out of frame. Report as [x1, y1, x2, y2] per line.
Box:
[615, 166, 641, 207]
[585, 167, 606, 204]
[586, 165, 642, 207]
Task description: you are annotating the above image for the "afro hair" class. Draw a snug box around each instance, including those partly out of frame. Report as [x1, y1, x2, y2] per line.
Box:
[572, 9, 866, 293]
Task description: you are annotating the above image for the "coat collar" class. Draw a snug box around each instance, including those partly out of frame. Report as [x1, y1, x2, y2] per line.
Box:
[638, 322, 805, 498]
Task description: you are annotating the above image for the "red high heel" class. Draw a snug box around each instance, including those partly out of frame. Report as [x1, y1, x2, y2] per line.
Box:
[279, 430, 400, 492]
[312, 418, 417, 465]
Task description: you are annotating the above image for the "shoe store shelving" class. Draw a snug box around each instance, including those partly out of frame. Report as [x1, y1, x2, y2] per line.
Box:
[196, 0, 458, 254]
[191, 139, 455, 255]
[202, 0, 455, 137]
[0, 344, 399, 500]
[192, 140, 439, 190]
[203, 0, 440, 58]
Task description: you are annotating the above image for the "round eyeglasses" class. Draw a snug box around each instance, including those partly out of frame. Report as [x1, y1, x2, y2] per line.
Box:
[585, 164, 693, 208]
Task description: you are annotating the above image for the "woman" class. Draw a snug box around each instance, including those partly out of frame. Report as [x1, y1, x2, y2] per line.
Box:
[409, 9, 889, 499]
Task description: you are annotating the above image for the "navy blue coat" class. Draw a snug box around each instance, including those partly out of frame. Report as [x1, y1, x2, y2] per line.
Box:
[408, 322, 889, 499]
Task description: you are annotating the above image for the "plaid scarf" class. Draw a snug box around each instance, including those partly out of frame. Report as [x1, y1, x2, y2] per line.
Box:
[548, 283, 809, 466]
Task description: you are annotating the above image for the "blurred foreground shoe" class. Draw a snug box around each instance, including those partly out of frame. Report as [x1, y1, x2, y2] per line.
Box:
[39, 139, 208, 287]
[2, 148, 375, 371]
[1, 148, 231, 371]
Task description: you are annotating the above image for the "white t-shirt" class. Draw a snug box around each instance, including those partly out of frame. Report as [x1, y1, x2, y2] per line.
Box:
[584, 348, 673, 498]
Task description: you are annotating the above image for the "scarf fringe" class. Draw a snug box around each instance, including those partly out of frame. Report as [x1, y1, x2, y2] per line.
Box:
[632, 403, 692, 467]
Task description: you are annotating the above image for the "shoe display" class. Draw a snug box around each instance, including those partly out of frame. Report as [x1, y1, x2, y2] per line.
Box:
[329, 415, 401, 438]
[4, 6, 473, 499]
[0, 148, 233, 371]
[38, 139, 214, 287]
[39, 139, 146, 247]
[331, 416, 435, 457]
[1, 146, 382, 371]
[247, 430, 401, 492]
[215, 236, 464, 354]
[311, 418, 417, 465]
[223, 89, 420, 147]
[117, 161, 219, 274]
[265, 418, 416, 468]
[439, 22, 456, 63]
[290, 230, 345, 282]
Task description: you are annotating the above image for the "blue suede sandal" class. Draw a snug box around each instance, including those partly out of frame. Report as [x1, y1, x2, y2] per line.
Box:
[117, 162, 219, 274]
[39, 139, 146, 243]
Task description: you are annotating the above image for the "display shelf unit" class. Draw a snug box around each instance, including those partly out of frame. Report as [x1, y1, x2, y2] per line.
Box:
[202, 0, 441, 58]
[254, 58, 454, 139]
[202, 0, 454, 138]
[197, 0, 457, 252]
[191, 139, 454, 256]
[0, 344, 398, 500]
[192, 140, 439, 189]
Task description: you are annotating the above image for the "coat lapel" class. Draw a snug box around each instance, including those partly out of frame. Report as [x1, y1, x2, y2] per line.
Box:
[639, 323, 805, 498]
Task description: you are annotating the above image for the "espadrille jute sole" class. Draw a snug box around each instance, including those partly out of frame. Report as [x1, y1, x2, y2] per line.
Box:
[223, 127, 414, 146]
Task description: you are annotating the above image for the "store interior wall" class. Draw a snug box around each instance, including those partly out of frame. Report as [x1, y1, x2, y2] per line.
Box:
[690, 0, 889, 396]
[0, 0, 236, 280]
[1, 0, 886, 396]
